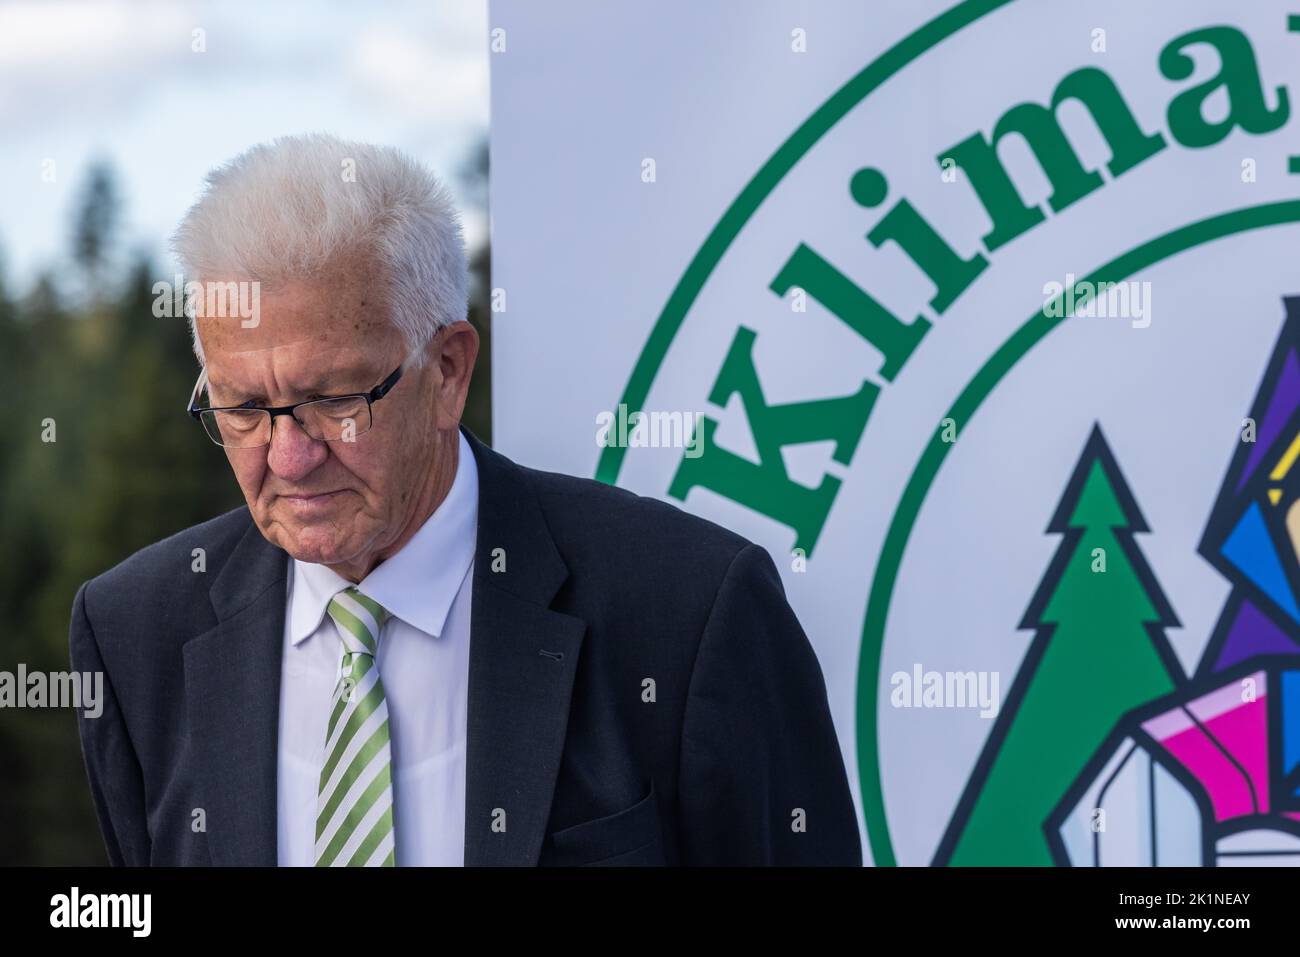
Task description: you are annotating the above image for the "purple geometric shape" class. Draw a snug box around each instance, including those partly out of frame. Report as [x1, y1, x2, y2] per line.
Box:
[1213, 599, 1300, 672]
[1238, 350, 1300, 491]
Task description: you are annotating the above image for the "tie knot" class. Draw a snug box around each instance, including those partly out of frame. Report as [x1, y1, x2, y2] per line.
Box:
[326, 586, 391, 656]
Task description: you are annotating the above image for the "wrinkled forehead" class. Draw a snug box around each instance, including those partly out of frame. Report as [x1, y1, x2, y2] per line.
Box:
[193, 270, 394, 357]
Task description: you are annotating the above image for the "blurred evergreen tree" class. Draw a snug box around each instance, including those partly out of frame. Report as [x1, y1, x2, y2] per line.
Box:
[460, 136, 491, 445]
[72, 161, 121, 300]
[2, 163, 242, 864]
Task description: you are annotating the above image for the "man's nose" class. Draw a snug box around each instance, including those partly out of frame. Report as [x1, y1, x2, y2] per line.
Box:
[266, 415, 328, 481]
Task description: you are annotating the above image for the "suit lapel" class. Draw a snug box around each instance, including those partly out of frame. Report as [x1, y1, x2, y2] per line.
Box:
[183, 520, 288, 866]
[460, 426, 586, 865]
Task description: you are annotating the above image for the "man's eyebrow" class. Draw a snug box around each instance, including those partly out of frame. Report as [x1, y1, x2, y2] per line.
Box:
[209, 370, 371, 405]
[295, 369, 376, 394]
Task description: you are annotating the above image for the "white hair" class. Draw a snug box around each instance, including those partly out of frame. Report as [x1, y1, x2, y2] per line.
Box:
[171, 132, 468, 367]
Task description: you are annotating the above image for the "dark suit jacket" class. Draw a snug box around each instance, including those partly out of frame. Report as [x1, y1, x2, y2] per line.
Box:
[69, 425, 862, 866]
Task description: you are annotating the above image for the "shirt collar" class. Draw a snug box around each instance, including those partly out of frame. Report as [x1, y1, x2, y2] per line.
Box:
[288, 428, 479, 645]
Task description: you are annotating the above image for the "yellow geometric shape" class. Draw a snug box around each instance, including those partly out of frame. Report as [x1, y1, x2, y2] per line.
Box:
[1269, 429, 1300, 482]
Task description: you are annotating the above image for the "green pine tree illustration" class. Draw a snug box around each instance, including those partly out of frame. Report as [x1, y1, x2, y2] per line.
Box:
[935, 426, 1182, 865]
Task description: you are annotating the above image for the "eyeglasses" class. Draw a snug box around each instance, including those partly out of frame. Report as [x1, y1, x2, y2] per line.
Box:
[186, 363, 405, 448]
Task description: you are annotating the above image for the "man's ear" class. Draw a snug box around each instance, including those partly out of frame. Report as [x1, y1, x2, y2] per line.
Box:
[432, 320, 480, 429]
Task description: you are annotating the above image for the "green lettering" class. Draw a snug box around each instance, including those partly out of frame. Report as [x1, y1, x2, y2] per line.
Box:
[1161, 26, 1289, 149]
[670, 327, 877, 555]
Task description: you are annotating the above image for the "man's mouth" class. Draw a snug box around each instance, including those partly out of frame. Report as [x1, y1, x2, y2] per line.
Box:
[280, 490, 346, 511]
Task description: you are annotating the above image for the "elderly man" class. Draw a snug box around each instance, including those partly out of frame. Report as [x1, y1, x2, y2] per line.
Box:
[69, 133, 861, 867]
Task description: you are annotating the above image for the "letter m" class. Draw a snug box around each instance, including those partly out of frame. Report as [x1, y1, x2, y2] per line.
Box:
[668, 326, 876, 556]
[944, 66, 1166, 251]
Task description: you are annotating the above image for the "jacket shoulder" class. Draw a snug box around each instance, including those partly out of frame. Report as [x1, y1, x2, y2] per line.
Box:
[518, 460, 756, 574]
[81, 506, 254, 609]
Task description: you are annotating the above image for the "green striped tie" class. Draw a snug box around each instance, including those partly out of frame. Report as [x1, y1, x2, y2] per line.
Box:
[315, 586, 396, 867]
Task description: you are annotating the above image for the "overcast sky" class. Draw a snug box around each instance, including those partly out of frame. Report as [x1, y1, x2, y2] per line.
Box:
[0, 0, 489, 293]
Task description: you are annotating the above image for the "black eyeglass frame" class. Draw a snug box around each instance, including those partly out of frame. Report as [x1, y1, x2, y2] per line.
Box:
[186, 363, 406, 446]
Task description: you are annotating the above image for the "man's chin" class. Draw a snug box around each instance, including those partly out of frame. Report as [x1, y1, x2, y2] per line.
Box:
[284, 542, 356, 567]
[258, 515, 361, 567]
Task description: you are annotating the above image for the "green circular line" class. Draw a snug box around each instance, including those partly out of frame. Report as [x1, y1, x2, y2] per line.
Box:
[858, 199, 1300, 866]
[594, 0, 1013, 484]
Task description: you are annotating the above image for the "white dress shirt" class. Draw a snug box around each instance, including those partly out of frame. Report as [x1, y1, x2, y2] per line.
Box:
[276, 429, 478, 866]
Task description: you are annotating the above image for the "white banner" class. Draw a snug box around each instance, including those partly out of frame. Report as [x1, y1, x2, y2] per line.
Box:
[490, 0, 1300, 866]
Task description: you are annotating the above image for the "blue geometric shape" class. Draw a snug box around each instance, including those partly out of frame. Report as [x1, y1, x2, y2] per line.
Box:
[1222, 502, 1300, 623]
[1284, 671, 1300, 794]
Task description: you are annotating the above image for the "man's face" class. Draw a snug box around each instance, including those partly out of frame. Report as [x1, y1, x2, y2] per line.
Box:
[196, 258, 447, 573]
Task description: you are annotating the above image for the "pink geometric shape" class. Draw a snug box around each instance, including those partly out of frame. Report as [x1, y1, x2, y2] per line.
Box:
[1142, 674, 1270, 822]
[1190, 695, 1270, 814]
